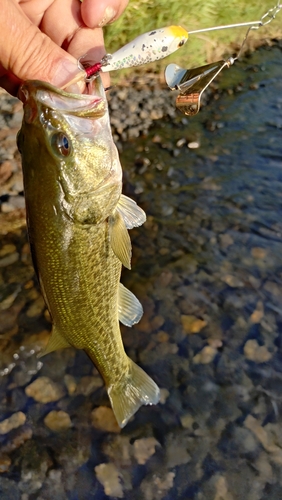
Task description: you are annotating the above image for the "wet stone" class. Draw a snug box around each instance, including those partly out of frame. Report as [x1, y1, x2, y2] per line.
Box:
[91, 406, 120, 433]
[95, 463, 124, 499]
[1, 425, 33, 454]
[181, 314, 207, 334]
[0, 477, 20, 500]
[244, 339, 273, 363]
[0, 455, 11, 473]
[133, 437, 160, 465]
[25, 376, 65, 403]
[0, 411, 26, 434]
[75, 375, 103, 396]
[44, 410, 72, 432]
[0, 252, 19, 267]
[140, 471, 175, 500]
[64, 374, 77, 395]
[193, 345, 218, 364]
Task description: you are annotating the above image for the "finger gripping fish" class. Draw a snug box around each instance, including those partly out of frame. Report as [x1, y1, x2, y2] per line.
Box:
[17, 76, 160, 427]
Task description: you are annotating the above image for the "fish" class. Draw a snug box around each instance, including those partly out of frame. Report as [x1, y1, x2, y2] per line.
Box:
[17, 75, 160, 427]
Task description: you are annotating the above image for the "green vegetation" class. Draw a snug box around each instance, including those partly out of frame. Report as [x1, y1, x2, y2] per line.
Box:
[104, 0, 282, 73]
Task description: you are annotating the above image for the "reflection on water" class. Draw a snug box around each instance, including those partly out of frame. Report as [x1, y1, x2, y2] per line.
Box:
[1, 44, 282, 499]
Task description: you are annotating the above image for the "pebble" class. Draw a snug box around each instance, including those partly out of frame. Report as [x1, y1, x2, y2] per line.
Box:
[159, 388, 170, 404]
[213, 475, 233, 500]
[0, 252, 19, 267]
[0, 160, 13, 185]
[0, 411, 26, 434]
[75, 375, 103, 396]
[0, 478, 20, 500]
[165, 433, 191, 467]
[251, 247, 267, 259]
[0, 455, 11, 473]
[140, 472, 175, 500]
[193, 346, 218, 364]
[26, 296, 45, 318]
[44, 410, 72, 432]
[221, 274, 244, 288]
[181, 315, 207, 334]
[0, 243, 16, 257]
[1, 426, 33, 454]
[95, 463, 124, 498]
[244, 339, 273, 363]
[25, 376, 65, 403]
[133, 437, 160, 465]
[64, 374, 77, 395]
[244, 415, 282, 465]
[219, 233, 234, 249]
[91, 406, 120, 433]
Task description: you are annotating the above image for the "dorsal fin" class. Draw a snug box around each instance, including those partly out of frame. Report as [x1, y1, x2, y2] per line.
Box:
[109, 211, 131, 269]
[118, 283, 143, 327]
[117, 194, 146, 229]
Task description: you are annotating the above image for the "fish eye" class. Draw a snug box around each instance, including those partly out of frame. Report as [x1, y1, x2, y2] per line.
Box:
[178, 39, 185, 47]
[51, 132, 71, 157]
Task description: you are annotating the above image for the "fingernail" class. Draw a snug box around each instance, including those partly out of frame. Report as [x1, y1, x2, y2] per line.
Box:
[98, 6, 117, 27]
[52, 59, 82, 88]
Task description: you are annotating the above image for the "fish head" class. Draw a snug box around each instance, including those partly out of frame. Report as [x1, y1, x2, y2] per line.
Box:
[17, 76, 122, 224]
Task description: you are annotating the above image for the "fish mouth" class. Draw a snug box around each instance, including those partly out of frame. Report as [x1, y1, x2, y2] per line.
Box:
[19, 75, 106, 119]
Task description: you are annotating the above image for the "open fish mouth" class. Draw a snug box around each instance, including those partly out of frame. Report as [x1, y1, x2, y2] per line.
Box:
[19, 75, 106, 120]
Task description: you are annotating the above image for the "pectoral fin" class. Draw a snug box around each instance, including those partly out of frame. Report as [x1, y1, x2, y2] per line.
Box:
[118, 283, 143, 327]
[38, 326, 71, 358]
[117, 194, 146, 229]
[109, 211, 132, 269]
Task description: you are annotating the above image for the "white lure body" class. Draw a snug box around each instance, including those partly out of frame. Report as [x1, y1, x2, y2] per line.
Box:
[101, 26, 188, 72]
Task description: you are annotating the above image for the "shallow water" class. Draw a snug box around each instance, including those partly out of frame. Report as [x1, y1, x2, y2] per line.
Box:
[0, 43, 282, 499]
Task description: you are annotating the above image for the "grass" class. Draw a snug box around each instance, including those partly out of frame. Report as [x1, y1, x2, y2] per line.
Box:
[104, 0, 282, 75]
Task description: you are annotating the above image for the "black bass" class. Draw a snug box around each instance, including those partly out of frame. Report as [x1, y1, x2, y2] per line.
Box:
[17, 76, 160, 427]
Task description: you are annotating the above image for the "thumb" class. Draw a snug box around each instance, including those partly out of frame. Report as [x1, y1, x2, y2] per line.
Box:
[1, 0, 80, 90]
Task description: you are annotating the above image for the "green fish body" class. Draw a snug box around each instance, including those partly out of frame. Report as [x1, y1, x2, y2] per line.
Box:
[17, 77, 160, 427]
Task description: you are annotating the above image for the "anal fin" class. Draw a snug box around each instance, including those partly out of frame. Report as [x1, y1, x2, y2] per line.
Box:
[118, 283, 143, 327]
[38, 326, 71, 358]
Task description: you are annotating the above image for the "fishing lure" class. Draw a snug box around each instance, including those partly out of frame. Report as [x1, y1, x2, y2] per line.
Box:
[165, 1, 282, 115]
[165, 57, 235, 116]
[62, 26, 188, 89]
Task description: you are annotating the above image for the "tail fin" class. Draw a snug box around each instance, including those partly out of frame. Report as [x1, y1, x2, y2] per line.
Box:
[108, 358, 160, 428]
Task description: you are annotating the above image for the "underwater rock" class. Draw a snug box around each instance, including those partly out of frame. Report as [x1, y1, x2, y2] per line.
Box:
[181, 315, 207, 334]
[133, 437, 160, 465]
[0, 411, 26, 434]
[91, 406, 121, 433]
[95, 463, 124, 498]
[44, 410, 72, 432]
[140, 471, 175, 500]
[0, 478, 20, 500]
[193, 345, 218, 364]
[25, 376, 65, 403]
[0, 455, 11, 473]
[244, 340, 273, 363]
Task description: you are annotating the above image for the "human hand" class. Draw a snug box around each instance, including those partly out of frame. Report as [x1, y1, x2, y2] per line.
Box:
[0, 0, 128, 96]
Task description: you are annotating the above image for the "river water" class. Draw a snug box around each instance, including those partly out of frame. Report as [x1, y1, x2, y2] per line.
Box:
[0, 43, 282, 499]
